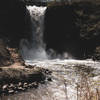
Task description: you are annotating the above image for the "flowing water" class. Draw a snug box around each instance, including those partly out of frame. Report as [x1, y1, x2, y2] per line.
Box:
[20, 5, 47, 60]
[1, 59, 100, 100]
[1, 5, 100, 100]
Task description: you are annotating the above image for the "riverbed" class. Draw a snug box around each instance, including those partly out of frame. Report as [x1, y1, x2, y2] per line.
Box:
[1, 59, 100, 100]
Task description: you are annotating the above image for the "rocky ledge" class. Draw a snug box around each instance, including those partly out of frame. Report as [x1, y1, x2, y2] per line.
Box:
[0, 64, 51, 95]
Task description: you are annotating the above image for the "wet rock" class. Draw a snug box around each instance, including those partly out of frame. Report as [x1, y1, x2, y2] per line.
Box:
[15, 91, 18, 93]
[93, 46, 100, 60]
[18, 87, 24, 91]
[23, 82, 28, 88]
[2, 84, 8, 90]
[47, 77, 52, 81]
[8, 90, 14, 94]
[24, 82, 28, 85]
[9, 84, 14, 89]
[0, 66, 49, 95]
[18, 82, 22, 87]
[32, 82, 38, 86]
[28, 83, 33, 88]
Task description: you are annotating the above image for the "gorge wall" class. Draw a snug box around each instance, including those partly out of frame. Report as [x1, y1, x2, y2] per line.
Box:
[0, 0, 100, 66]
[0, 0, 31, 66]
[44, 1, 100, 59]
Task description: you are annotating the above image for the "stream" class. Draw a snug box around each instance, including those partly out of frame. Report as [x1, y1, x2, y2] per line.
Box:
[0, 59, 100, 100]
[1, 4, 100, 100]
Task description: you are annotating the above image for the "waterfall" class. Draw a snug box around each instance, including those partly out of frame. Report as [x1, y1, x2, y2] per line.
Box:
[20, 5, 73, 61]
[2, 2, 100, 100]
[20, 6, 48, 60]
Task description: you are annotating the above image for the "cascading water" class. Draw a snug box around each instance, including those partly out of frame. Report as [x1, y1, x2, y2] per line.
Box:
[20, 6, 48, 60]
[2, 5, 100, 100]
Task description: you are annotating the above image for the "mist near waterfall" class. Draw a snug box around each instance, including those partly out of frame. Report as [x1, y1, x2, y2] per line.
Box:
[20, 5, 73, 61]
[20, 6, 48, 60]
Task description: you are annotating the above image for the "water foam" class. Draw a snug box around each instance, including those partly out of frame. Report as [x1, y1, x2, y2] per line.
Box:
[20, 6, 47, 60]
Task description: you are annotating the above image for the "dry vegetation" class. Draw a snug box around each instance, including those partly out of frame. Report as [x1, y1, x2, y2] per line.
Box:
[61, 64, 100, 100]
[72, 65, 100, 100]
[76, 74, 100, 100]
[74, 65, 100, 100]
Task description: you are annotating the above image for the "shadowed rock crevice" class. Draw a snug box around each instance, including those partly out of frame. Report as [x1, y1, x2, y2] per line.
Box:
[43, 1, 100, 59]
[44, 5, 81, 58]
[0, 0, 32, 47]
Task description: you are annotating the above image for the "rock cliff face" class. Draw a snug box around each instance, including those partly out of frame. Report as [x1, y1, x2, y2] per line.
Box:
[24, 0, 47, 6]
[0, 0, 31, 47]
[73, 1, 100, 59]
[44, 1, 100, 59]
[44, 5, 80, 58]
[0, 0, 100, 66]
[0, 0, 31, 66]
